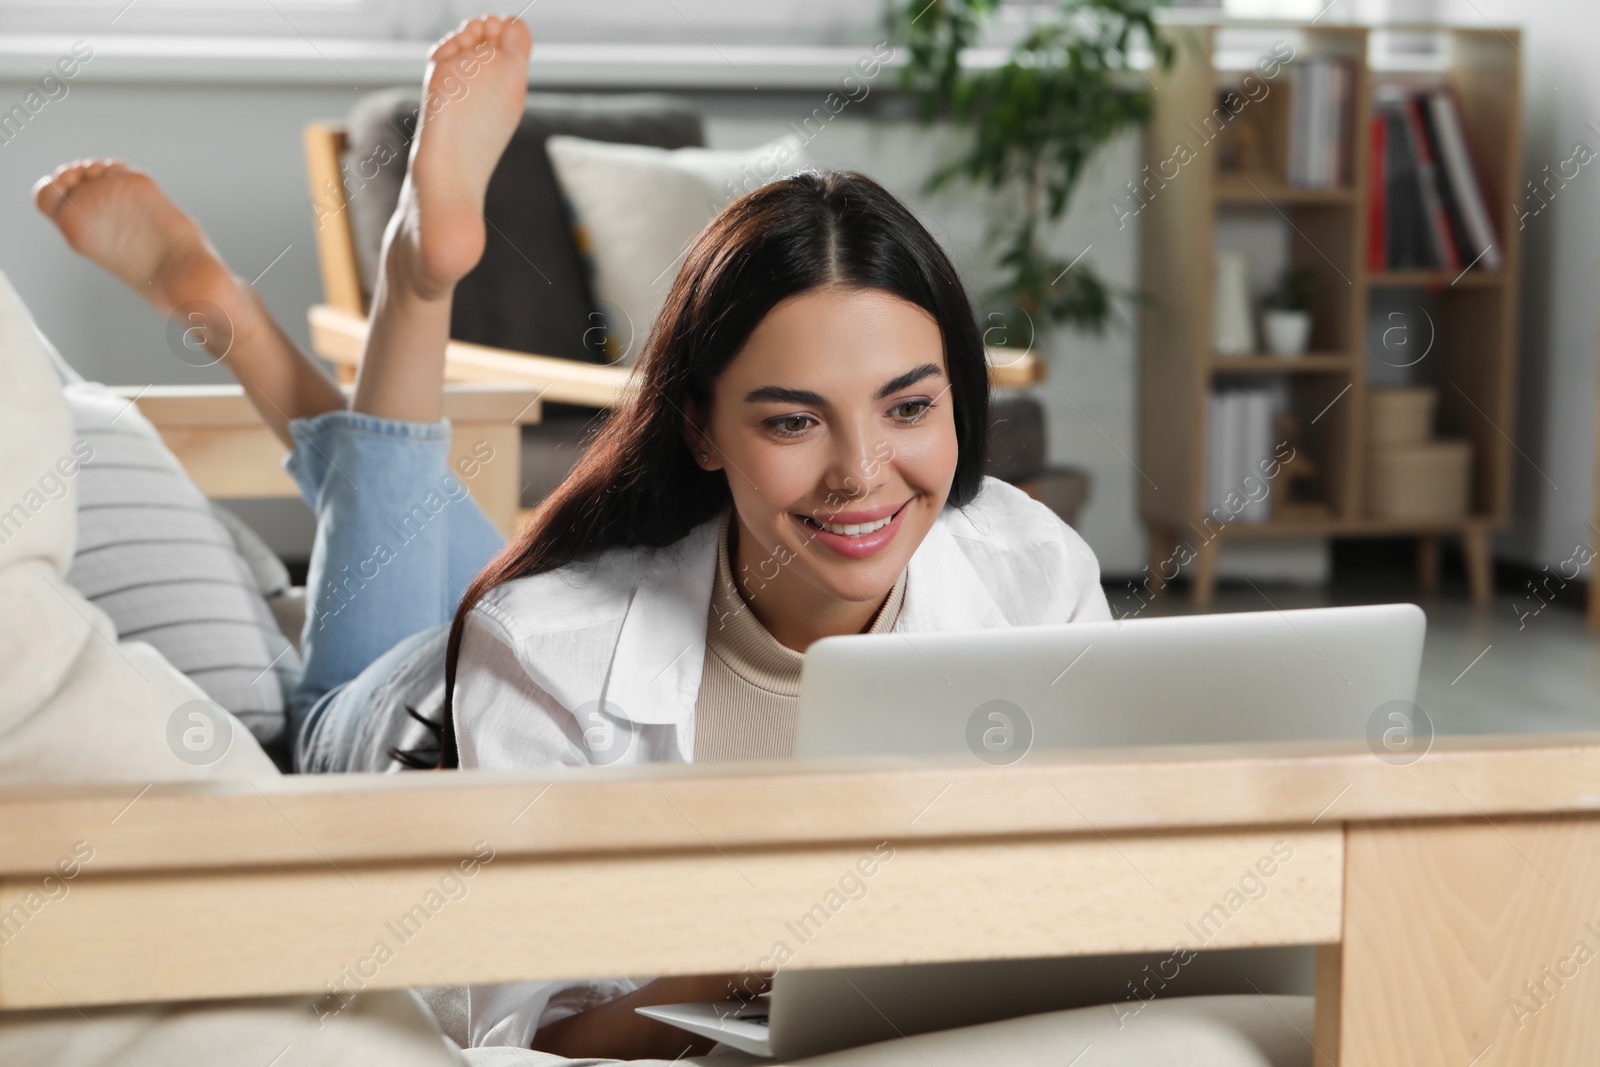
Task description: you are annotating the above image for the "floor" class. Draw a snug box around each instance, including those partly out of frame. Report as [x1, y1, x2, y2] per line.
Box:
[1113, 571, 1600, 738]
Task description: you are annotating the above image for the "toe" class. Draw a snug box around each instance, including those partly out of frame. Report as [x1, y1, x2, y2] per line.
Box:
[499, 17, 532, 57]
[428, 17, 484, 61]
[33, 175, 64, 215]
[34, 164, 82, 213]
[49, 162, 82, 188]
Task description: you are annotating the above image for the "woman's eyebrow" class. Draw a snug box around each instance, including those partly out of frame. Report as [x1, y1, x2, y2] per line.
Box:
[743, 363, 943, 405]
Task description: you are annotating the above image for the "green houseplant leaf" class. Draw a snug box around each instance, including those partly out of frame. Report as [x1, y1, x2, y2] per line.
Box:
[897, 0, 1174, 341]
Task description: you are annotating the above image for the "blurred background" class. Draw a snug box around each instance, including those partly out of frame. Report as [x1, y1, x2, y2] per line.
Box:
[3, 0, 1598, 724]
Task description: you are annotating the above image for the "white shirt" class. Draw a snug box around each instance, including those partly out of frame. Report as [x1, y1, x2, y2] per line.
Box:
[454, 476, 1110, 1047]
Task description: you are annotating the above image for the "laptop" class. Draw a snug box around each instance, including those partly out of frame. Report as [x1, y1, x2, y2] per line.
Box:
[639, 604, 1427, 1058]
[637, 946, 1317, 1059]
[793, 603, 1426, 759]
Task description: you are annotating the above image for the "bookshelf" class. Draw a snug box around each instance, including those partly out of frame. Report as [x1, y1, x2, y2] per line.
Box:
[1136, 21, 1522, 606]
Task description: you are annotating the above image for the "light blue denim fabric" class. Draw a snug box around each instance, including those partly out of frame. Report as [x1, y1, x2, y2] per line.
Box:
[283, 409, 504, 769]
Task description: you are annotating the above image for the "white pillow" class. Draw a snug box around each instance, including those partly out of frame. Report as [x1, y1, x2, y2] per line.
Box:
[546, 133, 806, 363]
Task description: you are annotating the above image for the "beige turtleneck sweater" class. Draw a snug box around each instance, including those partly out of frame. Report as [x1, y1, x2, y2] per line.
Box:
[693, 510, 907, 761]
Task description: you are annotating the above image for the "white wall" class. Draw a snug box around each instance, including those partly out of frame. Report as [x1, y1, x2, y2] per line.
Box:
[0, 64, 1153, 574]
[1434, 0, 1600, 571]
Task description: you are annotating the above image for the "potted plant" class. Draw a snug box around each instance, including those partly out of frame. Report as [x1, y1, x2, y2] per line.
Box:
[896, 0, 1176, 347]
[1261, 267, 1315, 356]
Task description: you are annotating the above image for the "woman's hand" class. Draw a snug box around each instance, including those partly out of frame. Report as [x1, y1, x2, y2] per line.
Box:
[531, 971, 771, 1060]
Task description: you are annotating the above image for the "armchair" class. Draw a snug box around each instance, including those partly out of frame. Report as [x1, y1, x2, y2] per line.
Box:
[302, 98, 1076, 529]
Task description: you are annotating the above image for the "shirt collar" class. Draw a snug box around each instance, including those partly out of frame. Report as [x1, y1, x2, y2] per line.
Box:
[598, 506, 1009, 737]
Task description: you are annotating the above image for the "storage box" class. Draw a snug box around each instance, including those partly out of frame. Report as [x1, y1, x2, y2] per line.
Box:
[1365, 440, 1472, 520]
[1367, 386, 1437, 447]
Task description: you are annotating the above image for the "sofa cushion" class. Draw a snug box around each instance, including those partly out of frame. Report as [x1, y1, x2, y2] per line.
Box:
[343, 90, 705, 363]
[59, 381, 300, 765]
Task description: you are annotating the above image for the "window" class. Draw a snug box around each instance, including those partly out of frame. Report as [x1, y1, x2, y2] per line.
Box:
[0, 0, 890, 44]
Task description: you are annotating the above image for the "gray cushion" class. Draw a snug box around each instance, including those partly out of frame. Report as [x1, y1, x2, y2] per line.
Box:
[344, 90, 705, 363]
[985, 392, 1048, 483]
[518, 409, 604, 508]
[1024, 468, 1091, 531]
[209, 500, 291, 599]
[62, 383, 299, 765]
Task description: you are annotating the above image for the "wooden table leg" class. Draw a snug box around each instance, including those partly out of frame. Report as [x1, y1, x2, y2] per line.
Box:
[1332, 816, 1600, 1065]
[1461, 528, 1493, 605]
[1190, 537, 1221, 609]
[1313, 943, 1342, 1065]
[1145, 523, 1177, 602]
[1417, 535, 1441, 595]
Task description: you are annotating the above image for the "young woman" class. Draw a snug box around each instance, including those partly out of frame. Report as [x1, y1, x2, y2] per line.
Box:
[35, 14, 1108, 1058]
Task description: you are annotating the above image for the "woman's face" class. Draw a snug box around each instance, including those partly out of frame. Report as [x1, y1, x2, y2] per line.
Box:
[691, 285, 960, 619]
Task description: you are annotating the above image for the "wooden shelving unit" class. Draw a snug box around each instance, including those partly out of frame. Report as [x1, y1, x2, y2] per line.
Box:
[1137, 21, 1523, 606]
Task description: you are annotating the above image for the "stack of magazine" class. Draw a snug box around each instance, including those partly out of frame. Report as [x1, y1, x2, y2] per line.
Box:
[1368, 86, 1499, 272]
[1206, 389, 1276, 524]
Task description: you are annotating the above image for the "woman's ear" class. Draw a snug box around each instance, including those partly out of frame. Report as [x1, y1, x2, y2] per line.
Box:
[682, 397, 723, 471]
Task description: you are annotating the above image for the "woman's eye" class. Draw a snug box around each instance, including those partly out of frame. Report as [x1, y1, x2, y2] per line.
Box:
[891, 400, 931, 422]
[771, 415, 813, 436]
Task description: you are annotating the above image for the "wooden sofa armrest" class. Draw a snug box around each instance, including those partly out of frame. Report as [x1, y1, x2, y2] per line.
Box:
[310, 304, 635, 408]
[112, 381, 544, 536]
[309, 305, 1046, 406]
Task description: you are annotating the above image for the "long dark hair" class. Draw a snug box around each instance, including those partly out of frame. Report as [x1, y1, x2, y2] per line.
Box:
[433, 169, 990, 768]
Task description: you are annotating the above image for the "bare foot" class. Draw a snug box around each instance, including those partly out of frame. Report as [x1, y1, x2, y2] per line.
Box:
[34, 159, 238, 318]
[388, 15, 532, 299]
[34, 158, 344, 444]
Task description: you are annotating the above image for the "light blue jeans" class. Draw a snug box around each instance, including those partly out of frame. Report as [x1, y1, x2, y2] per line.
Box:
[284, 410, 504, 771]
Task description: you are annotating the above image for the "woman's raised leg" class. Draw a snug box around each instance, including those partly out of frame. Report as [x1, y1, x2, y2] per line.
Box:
[33, 161, 346, 444]
[281, 14, 532, 721]
[351, 14, 532, 424]
[34, 14, 532, 765]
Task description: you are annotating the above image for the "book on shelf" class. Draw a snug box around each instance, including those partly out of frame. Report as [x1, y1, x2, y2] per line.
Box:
[1402, 95, 1461, 271]
[1206, 388, 1276, 524]
[1367, 111, 1387, 271]
[1368, 87, 1500, 273]
[1415, 98, 1473, 269]
[1427, 89, 1502, 270]
[1382, 101, 1427, 269]
[1288, 56, 1355, 189]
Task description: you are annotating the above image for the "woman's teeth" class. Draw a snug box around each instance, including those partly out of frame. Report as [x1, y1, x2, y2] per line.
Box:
[815, 515, 892, 537]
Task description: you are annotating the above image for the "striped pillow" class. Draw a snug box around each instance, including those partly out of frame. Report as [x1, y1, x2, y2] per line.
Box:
[61, 382, 299, 763]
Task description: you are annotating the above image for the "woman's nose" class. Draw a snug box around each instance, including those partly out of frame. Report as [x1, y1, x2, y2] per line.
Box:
[822, 422, 883, 498]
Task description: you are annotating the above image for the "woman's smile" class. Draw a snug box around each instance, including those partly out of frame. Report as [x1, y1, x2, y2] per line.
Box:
[796, 499, 912, 559]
